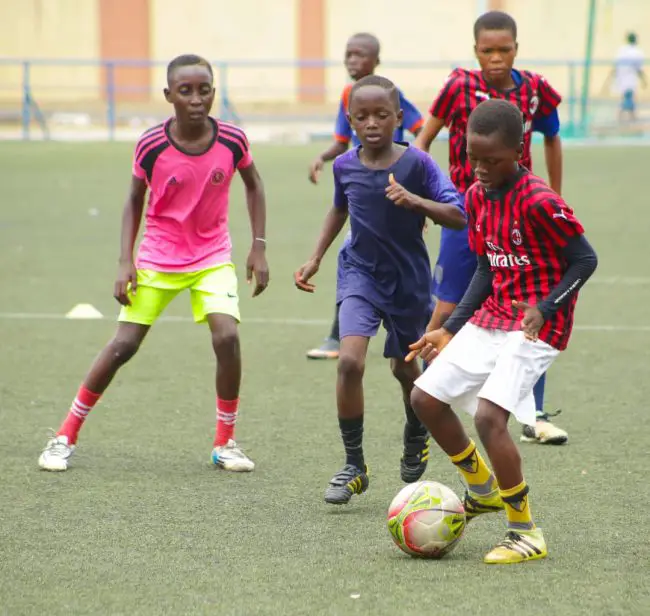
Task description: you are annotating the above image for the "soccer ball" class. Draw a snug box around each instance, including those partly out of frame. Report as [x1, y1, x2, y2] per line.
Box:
[387, 480, 466, 558]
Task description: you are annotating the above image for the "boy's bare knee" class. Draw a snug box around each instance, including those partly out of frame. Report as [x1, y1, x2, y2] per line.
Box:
[211, 328, 239, 356]
[107, 336, 141, 365]
[390, 358, 418, 385]
[474, 400, 509, 441]
[410, 386, 445, 420]
[338, 353, 365, 380]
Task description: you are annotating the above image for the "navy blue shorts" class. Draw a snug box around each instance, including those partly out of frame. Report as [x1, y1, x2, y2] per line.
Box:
[622, 90, 636, 112]
[338, 295, 428, 359]
[431, 225, 478, 304]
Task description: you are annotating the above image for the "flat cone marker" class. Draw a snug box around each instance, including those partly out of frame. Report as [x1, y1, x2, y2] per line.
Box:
[65, 303, 103, 320]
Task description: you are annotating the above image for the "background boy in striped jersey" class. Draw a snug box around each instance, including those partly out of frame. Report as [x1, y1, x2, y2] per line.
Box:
[415, 11, 568, 444]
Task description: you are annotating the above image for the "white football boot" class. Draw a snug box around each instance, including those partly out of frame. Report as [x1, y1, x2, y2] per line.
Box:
[38, 435, 75, 471]
[211, 439, 255, 472]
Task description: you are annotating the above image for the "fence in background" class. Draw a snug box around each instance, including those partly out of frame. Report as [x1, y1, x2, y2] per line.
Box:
[0, 57, 646, 141]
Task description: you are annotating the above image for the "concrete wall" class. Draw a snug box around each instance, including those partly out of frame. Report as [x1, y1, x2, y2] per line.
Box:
[325, 0, 476, 103]
[149, 0, 296, 102]
[0, 0, 100, 101]
[0, 0, 647, 105]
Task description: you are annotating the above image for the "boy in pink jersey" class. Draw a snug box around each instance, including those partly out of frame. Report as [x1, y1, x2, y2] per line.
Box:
[38, 54, 269, 473]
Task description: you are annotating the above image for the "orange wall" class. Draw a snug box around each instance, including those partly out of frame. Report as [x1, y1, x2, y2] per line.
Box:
[99, 0, 151, 102]
[297, 0, 326, 103]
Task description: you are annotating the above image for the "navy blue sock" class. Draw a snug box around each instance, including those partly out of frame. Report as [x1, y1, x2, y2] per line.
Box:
[329, 305, 340, 342]
[339, 416, 364, 469]
[533, 373, 546, 414]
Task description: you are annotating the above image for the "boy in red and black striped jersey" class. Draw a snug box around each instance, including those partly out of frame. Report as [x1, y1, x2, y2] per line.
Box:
[407, 99, 597, 564]
[414, 10, 567, 444]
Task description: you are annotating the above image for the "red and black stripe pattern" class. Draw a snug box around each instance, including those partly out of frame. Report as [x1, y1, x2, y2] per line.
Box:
[430, 68, 562, 193]
[466, 170, 583, 350]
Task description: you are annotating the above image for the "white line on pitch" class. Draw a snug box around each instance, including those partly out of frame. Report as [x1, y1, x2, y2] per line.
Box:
[0, 312, 648, 332]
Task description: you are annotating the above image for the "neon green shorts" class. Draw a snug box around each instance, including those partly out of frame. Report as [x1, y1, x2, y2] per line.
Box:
[118, 264, 240, 325]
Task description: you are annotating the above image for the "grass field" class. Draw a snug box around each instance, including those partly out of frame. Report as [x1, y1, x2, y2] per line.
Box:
[1, 140, 649, 616]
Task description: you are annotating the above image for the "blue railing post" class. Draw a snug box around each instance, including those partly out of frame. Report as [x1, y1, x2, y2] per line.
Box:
[568, 62, 576, 136]
[218, 62, 229, 119]
[21, 60, 31, 141]
[106, 61, 116, 141]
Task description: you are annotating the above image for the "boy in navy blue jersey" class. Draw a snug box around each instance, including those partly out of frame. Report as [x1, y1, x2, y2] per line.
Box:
[295, 75, 465, 504]
[306, 33, 423, 361]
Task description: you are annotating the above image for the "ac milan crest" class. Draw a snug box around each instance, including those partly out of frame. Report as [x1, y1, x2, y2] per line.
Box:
[511, 226, 523, 246]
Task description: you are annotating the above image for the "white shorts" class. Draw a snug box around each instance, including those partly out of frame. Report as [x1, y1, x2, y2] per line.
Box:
[414, 323, 560, 426]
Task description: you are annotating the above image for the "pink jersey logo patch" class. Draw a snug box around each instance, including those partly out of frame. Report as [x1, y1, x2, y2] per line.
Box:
[211, 169, 226, 185]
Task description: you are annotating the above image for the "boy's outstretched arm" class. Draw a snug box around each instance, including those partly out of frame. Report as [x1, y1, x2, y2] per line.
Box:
[309, 95, 352, 184]
[413, 116, 445, 152]
[114, 176, 147, 306]
[240, 162, 270, 297]
[533, 106, 563, 195]
[406, 255, 493, 363]
[309, 142, 349, 184]
[295, 207, 348, 292]
[543, 133, 563, 195]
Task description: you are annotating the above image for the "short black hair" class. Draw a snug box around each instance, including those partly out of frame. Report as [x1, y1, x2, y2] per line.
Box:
[166, 54, 213, 84]
[468, 99, 523, 148]
[627, 32, 638, 45]
[348, 74, 400, 110]
[473, 11, 517, 41]
[348, 32, 381, 56]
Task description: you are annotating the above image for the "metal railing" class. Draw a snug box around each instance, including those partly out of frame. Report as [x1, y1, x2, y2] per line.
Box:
[0, 57, 642, 140]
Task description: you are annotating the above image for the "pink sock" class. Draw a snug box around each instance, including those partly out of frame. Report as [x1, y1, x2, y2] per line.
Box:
[214, 397, 239, 446]
[57, 386, 102, 445]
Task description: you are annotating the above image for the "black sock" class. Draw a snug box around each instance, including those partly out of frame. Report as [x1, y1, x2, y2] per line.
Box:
[339, 416, 364, 469]
[404, 401, 427, 438]
[329, 305, 340, 341]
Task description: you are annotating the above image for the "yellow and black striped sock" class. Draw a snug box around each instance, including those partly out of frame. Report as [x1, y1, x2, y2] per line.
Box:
[500, 481, 535, 531]
[449, 440, 498, 497]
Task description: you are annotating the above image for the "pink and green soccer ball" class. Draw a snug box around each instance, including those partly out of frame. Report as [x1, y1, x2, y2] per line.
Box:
[387, 480, 466, 558]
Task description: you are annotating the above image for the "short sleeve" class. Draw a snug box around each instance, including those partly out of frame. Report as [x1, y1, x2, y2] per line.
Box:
[334, 96, 353, 144]
[398, 91, 424, 134]
[421, 154, 464, 209]
[465, 189, 483, 255]
[531, 108, 560, 137]
[333, 160, 348, 210]
[429, 70, 461, 124]
[531, 197, 584, 248]
[237, 143, 253, 170]
[536, 75, 562, 117]
[132, 150, 146, 179]
[232, 128, 253, 169]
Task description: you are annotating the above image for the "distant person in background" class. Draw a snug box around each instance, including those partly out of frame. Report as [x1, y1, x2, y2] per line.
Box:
[305, 32, 423, 361]
[606, 32, 646, 123]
